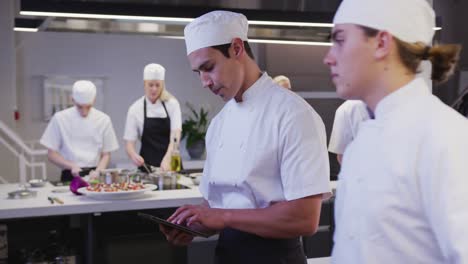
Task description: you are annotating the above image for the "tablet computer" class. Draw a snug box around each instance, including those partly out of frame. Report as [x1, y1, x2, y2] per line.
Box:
[138, 212, 211, 238]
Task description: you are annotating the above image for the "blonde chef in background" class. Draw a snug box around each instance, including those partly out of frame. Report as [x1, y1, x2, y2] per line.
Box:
[124, 63, 182, 171]
[40, 80, 119, 182]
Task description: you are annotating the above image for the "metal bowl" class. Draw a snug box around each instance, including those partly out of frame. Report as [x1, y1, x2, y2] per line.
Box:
[97, 168, 141, 184]
[145, 171, 178, 188]
[28, 179, 47, 188]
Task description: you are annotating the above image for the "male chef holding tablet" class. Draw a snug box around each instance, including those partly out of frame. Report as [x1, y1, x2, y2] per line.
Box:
[160, 11, 331, 264]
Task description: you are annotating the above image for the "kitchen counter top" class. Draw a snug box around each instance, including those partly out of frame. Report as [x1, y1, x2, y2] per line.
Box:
[0, 179, 337, 220]
[0, 179, 204, 220]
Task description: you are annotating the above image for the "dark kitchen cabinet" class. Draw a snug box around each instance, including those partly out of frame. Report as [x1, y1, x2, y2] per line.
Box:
[92, 208, 186, 264]
[3, 216, 83, 263]
[2, 199, 334, 264]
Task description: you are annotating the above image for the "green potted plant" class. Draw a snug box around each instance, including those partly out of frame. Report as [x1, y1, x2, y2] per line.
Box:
[182, 103, 209, 159]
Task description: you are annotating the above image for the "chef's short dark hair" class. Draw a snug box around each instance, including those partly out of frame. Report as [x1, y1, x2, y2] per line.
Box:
[212, 41, 255, 60]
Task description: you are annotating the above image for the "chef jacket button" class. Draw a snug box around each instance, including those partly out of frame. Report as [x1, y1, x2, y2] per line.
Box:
[239, 142, 244, 149]
[348, 234, 355, 240]
[357, 177, 363, 183]
[219, 143, 223, 148]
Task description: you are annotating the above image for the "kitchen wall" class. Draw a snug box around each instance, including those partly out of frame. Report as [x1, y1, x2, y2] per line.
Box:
[0, 0, 20, 182]
[0, 0, 15, 127]
[4, 0, 465, 183]
[12, 30, 340, 182]
[264, 44, 333, 92]
[14, 31, 256, 180]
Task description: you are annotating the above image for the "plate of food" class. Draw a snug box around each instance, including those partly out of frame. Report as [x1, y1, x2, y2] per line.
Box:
[78, 182, 157, 200]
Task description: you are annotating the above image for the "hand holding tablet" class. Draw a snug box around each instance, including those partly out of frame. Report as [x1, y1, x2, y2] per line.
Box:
[138, 212, 211, 238]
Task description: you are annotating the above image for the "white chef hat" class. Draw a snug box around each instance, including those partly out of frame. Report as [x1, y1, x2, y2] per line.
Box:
[333, 0, 435, 45]
[184, 11, 249, 55]
[72, 80, 96, 105]
[144, 63, 165, 80]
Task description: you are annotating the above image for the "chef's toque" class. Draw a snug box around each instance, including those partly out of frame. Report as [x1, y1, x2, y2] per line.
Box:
[184, 11, 248, 55]
[144, 63, 165, 80]
[334, 0, 435, 45]
[72, 80, 96, 105]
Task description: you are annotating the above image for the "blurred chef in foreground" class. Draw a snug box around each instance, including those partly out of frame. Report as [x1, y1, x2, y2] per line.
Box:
[40, 80, 119, 182]
[323, 0, 468, 263]
[160, 10, 331, 264]
[124, 63, 182, 171]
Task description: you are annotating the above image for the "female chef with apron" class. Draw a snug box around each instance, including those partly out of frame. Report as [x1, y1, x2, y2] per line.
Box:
[124, 63, 182, 171]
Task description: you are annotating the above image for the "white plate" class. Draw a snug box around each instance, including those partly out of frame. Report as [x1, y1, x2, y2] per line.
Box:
[77, 184, 157, 200]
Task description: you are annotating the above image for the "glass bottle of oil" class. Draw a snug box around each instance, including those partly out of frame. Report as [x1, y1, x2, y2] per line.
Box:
[170, 137, 181, 172]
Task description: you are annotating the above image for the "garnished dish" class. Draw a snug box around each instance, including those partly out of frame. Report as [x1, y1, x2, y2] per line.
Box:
[86, 182, 146, 192]
[78, 183, 157, 200]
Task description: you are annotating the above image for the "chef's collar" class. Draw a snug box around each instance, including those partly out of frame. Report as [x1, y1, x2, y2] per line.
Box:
[73, 106, 94, 119]
[145, 96, 160, 105]
[366, 106, 375, 119]
[240, 72, 269, 103]
[374, 77, 429, 119]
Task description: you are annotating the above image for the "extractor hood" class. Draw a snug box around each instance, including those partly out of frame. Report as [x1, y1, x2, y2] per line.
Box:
[18, 0, 338, 46]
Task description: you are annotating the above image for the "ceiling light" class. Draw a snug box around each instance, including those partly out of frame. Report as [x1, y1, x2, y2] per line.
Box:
[14, 18, 43, 32]
[20, 0, 334, 28]
[248, 21, 333, 28]
[249, 39, 332, 46]
[20, 11, 335, 29]
[14, 27, 39, 32]
[20, 11, 194, 24]
[157, 36, 331, 46]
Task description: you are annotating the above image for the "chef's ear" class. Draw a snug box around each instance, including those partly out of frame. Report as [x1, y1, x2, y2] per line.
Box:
[374, 31, 392, 60]
[231, 38, 244, 58]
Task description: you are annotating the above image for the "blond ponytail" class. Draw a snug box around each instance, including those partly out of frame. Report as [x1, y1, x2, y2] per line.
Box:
[395, 38, 462, 85]
[426, 44, 462, 84]
[159, 82, 175, 102]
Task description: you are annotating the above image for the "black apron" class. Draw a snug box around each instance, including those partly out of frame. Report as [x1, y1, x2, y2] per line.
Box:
[215, 228, 307, 264]
[61, 167, 96, 182]
[139, 99, 171, 168]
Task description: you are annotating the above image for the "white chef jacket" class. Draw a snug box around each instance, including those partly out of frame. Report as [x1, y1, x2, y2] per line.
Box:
[328, 100, 370, 155]
[123, 96, 182, 141]
[332, 77, 468, 264]
[40, 107, 119, 167]
[200, 73, 331, 210]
